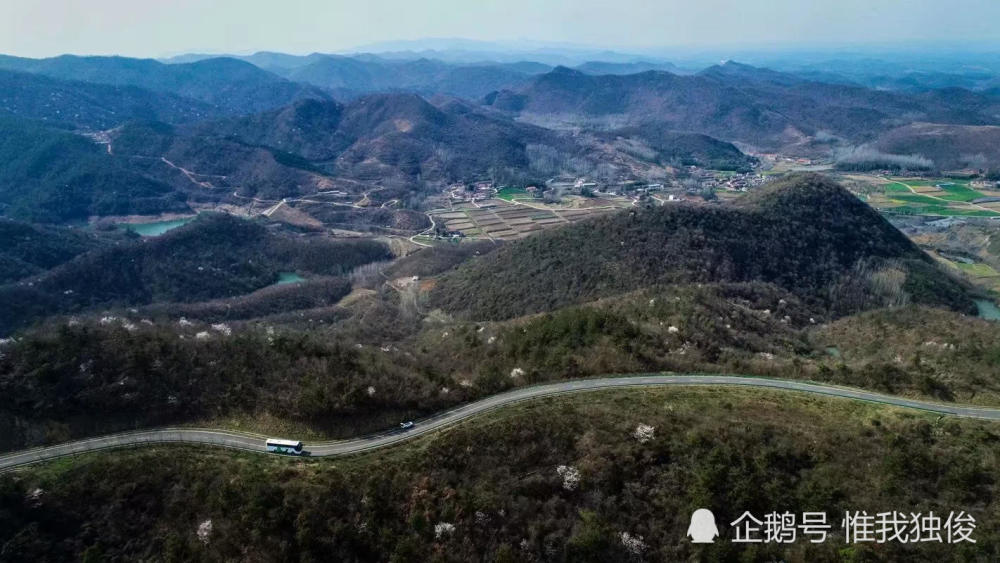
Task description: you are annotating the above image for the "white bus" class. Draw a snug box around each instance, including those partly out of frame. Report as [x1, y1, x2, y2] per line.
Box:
[265, 438, 305, 455]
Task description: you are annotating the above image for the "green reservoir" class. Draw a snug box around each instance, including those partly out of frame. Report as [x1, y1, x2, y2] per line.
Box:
[121, 217, 195, 236]
[276, 272, 305, 285]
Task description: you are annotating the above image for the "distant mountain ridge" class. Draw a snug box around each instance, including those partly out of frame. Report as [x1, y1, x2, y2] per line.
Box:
[483, 62, 1000, 151]
[281, 55, 540, 99]
[0, 69, 220, 128]
[0, 88, 755, 223]
[0, 55, 329, 116]
[141, 94, 579, 189]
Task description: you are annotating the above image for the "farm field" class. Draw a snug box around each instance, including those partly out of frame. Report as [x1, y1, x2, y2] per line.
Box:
[495, 187, 530, 201]
[957, 262, 1000, 277]
[931, 251, 1000, 292]
[430, 196, 632, 240]
[869, 176, 1000, 217]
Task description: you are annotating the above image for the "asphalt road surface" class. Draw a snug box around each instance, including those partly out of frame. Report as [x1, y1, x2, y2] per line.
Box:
[4, 374, 1000, 471]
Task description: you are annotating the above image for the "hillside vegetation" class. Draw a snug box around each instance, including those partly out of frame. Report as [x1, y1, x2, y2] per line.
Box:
[430, 174, 974, 320]
[0, 55, 328, 117]
[0, 214, 392, 334]
[4, 284, 998, 452]
[604, 127, 757, 171]
[484, 63, 1000, 150]
[179, 95, 581, 187]
[0, 69, 219, 129]
[1, 387, 997, 561]
[0, 219, 103, 283]
[0, 323, 454, 451]
[876, 122, 1000, 170]
[0, 116, 186, 222]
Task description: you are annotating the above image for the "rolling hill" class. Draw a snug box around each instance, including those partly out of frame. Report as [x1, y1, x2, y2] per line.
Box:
[0, 115, 187, 222]
[0, 219, 104, 284]
[0, 69, 220, 129]
[0, 55, 328, 116]
[430, 174, 975, 320]
[284, 55, 536, 99]
[117, 93, 757, 197]
[602, 127, 757, 171]
[0, 213, 392, 335]
[484, 63, 1000, 150]
[876, 122, 1000, 170]
[112, 95, 584, 192]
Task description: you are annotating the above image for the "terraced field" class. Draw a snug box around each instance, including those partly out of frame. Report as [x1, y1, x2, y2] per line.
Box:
[431, 197, 632, 240]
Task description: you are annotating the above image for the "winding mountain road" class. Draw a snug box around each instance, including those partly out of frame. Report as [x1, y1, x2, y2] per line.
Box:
[4, 375, 1000, 471]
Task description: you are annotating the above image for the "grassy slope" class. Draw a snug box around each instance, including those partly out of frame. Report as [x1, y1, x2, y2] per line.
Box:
[2, 387, 997, 562]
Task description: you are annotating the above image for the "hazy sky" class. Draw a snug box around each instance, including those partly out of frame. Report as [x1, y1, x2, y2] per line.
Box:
[2, 0, 1000, 58]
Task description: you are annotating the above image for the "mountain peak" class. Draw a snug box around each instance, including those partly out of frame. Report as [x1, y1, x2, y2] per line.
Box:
[550, 65, 585, 76]
[430, 173, 972, 320]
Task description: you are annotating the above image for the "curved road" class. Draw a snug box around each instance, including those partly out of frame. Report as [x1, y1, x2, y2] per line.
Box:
[4, 375, 1000, 471]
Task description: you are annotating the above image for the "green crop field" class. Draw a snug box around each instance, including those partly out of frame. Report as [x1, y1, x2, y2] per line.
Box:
[885, 182, 911, 193]
[957, 262, 1000, 277]
[895, 179, 938, 187]
[885, 205, 1000, 217]
[937, 183, 985, 202]
[916, 205, 1000, 217]
[496, 187, 530, 201]
[889, 193, 944, 205]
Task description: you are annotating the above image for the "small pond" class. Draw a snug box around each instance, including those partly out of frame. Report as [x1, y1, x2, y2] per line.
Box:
[120, 217, 195, 236]
[275, 272, 305, 285]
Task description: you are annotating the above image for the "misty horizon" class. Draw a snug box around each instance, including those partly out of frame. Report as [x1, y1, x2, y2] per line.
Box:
[5, 0, 1000, 59]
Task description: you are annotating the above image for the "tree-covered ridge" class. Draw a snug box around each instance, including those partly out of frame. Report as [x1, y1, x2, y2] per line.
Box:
[0, 323, 452, 451]
[0, 55, 329, 118]
[0, 68, 220, 129]
[603, 126, 758, 171]
[485, 63, 1000, 152]
[160, 95, 582, 187]
[0, 219, 103, 283]
[3, 281, 998, 453]
[1, 387, 996, 561]
[430, 174, 974, 320]
[0, 116, 187, 222]
[0, 213, 392, 334]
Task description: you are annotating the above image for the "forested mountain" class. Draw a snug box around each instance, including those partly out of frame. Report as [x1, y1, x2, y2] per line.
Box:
[876, 122, 1000, 170]
[484, 63, 1000, 150]
[0, 214, 392, 334]
[0, 219, 103, 283]
[602, 127, 757, 171]
[112, 95, 583, 191]
[0, 69, 219, 128]
[575, 60, 681, 75]
[283, 55, 537, 99]
[3, 89, 750, 223]
[0, 55, 328, 115]
[0, 116, 186, 222]
[431, 174, 974, 319]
